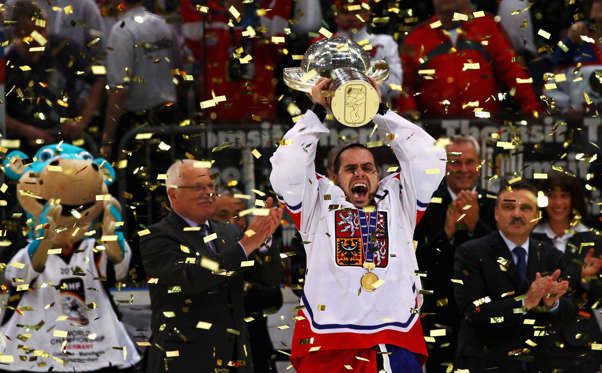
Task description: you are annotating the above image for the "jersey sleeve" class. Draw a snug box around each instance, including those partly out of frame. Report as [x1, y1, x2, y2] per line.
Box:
[5, 246, 40, 287]
[374, 109, 446, 227]
[269, 110, 329, 232]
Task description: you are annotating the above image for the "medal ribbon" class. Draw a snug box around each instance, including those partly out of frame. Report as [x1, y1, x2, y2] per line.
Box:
[359, 209, 378, 264]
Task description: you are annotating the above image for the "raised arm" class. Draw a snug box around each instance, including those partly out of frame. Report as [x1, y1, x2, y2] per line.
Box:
[269, 79, 330, 231]
[374, 109, 447, 224]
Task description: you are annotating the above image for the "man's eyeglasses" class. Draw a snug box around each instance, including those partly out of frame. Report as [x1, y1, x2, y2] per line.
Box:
[177, 183, 216, 192]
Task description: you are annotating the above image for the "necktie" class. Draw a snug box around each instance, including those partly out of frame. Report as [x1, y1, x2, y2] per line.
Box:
[513, 246, 527, 292]
[202, 223, 217, 254]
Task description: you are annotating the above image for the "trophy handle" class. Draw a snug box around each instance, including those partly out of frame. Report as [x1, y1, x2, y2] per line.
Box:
[367, 60, 390, 86]
[283, 67, 319, 93]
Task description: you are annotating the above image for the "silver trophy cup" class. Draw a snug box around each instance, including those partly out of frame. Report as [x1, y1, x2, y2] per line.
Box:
[283, 36, 389, 127]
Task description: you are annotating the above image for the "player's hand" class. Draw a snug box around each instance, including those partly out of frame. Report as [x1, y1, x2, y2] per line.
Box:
[310, 78, 332, 109]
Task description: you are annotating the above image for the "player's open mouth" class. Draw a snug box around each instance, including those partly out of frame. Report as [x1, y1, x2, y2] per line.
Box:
[351, 183, 368, 199]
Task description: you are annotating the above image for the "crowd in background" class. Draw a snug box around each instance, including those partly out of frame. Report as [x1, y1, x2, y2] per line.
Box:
[0, 0, 602, 372]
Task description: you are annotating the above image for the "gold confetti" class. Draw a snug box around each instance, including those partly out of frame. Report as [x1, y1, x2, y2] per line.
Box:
[430, 329, 446, 337]
[241, 260, 255, 267]
[228, 5, 240, 19]
[163, 311, 175, 318]
[490, 316, 504, 323]
[508, 176, 522, 184]
[426, 168, 441, 174]
[138, 229, 151, 237]
[48, 249, 62, 255]
[537, 29, 551, 39]
[30, 30, 47, 45]
[308, 346, 322, 352]
[53, 330, 68, 338]
[135, 133, 153, 140]
[318, 27, 332, 38]
[91, 65, 106, 75]
[516, 77, 533, 84]
[533, 173, 548, 179]
[203, 233, 217, 243]
[452, 12, 468, 21]
[196, 321, 212, 330]
[200, 257, 219, 272]
[430, 20, 442, 28]
[318, 305, 326, 311]
[473, 10, 485, 18]
[165, 350, 179, 357]
[251, 149, 261, 159]
[9, 261, 25, 269]
[271, 36, 285, 44]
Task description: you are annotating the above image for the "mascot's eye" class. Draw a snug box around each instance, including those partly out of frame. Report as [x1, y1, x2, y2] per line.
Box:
[39, 148, 55, 162]
[78, 151, 93, 161]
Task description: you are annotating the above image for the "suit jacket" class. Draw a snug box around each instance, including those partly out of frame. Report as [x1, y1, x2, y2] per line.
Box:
[532, 229, 602, 371]
[414, 180, 496, 329]
[453, 231, 577, 373]
[140, 212, 283, 373]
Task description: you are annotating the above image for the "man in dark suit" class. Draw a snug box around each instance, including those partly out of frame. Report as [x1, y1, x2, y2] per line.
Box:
[453, 180, 574, 373]
[140, 159, 283, 373]
[414, 135, 496, 371]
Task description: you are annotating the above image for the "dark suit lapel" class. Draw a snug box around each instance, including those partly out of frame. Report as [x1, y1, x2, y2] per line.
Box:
[526, 237, 545, 282]
[165, 212, 214, 257]
[489, 232, 522, 288]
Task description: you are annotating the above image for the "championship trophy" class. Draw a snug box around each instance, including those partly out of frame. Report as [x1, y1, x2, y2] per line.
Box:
[283, 36, 390, 127]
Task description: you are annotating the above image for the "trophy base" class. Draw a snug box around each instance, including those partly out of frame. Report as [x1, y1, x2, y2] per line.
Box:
[331, 79, 380, 127]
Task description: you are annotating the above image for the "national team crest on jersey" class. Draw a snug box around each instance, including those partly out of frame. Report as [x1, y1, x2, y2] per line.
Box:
[335, 209, 389, 267]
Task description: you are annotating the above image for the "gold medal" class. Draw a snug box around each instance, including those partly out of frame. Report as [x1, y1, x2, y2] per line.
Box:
[360, 271, 379, 292]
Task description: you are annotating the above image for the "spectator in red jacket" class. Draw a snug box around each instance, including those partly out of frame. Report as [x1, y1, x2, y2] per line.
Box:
[397, 0, 542, 120]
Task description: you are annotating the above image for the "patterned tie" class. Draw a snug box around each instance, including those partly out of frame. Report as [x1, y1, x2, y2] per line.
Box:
[202, 223, 217, 254]
[513, 246, 527, 292]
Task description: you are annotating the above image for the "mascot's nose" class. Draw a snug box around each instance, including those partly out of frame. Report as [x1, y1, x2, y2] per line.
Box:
[50, 160, 60, 166]
[91, 163, 99, 172]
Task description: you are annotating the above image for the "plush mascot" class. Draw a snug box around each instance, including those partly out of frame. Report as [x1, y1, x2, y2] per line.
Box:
[1, 143, 141, 372]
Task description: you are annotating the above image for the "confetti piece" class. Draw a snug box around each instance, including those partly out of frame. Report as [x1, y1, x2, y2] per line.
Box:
[241, 260, 255, 267]
[508, 176, 522, 184]
[301, 69, 318, 82]
[251, 149, 261, 159]
[201, 257, 219, 272]
[473, 10, 485, 18]
[9, 261, 25, 269]
[278, 325, 290, 330]
[53, 330, 68, 338]
[166, 350, 179, 357]
[30, 30, 47, 45]
[271, 36, 285, 44]
[490, 316, 504, 323]
[430, 329, 446, 337]
[193, 160, 212, 168]
[463, 62, 480, 70]
[135, 133, 153, 140]
[318, 27, 332, 38]
[48, 249, 62, 255]
[426, 168, 440, 174]
[419, 69, 435, 75]
[516, 77, 533, 84]
[91, 65, 106, 75]
[537, 29, 551, 39]
[308, 346, 322, 352]
[0, 355, 14, 363]
[203, 233, 217, 243]
[424, 336, 436, 343]
[452, 12, 468, 21]
[318, 305, 326, 311]
[523, 319, 535, 325]
[138, 229, 150, 237]
[163, 311, 175, 318]
[196, 321, 213, 330]
[372, 279, 385, 289]
[430, 20, 442, 28]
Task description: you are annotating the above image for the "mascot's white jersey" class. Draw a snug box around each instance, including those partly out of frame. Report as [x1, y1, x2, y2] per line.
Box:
[270, 109, 446, 354]
[1, 238, 140, 371]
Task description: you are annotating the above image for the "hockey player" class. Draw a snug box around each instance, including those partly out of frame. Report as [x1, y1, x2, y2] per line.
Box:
[270, 78, 446, 372]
